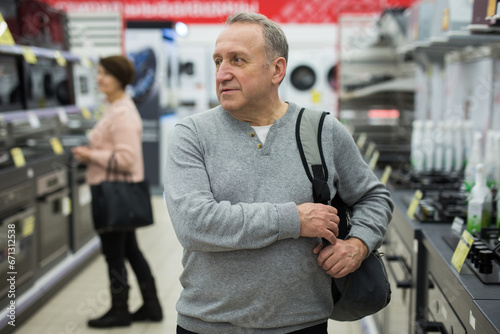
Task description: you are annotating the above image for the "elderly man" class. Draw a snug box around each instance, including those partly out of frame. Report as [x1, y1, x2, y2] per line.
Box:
[164, 12, 393, 334]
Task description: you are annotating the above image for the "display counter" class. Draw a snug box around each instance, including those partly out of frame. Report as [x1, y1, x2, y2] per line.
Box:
[386, 185, 500, 334]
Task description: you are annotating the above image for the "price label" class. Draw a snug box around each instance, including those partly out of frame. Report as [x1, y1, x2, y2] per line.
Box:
[364, 141, 376, 160]
[369, 150, 380, 170]
[311, 89, 321, 104]
[22, 46, 38, 64]
[62, 196, 72, 216]
[451, 230, 474, 273]
[487, 0, 497, 17]
[81, 107, 92, 120]
[356, 133, 367, 150]
[81, 56, 93, 68]
[54, 50, 67, 66]
[22, 215, 35, 237]
[50, 137, 64, 155]
[57, 107, 68, 124]
[27, 111, 40, 128]
[407, 190, 423, 220]
[10, 147, 26, 167]
[380, 165, 392, 185]
[0, 13, 15, 45]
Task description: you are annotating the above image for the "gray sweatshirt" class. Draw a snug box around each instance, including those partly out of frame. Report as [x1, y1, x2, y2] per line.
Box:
[163, 102, 393, 333]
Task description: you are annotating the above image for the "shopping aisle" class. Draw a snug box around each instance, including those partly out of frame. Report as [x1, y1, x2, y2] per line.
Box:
[17, 196, 364, 334]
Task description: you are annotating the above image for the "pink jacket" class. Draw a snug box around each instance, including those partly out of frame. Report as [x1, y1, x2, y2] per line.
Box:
[86, 95, 144, 185]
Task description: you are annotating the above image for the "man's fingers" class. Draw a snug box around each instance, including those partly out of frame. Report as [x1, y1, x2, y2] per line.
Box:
[312, 243, 323, 255]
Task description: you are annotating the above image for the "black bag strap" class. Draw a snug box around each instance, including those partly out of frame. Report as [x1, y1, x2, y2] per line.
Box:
[296, 108, 330, 205]
[105, 152, 131, 182]
[296, 108, 350, 237]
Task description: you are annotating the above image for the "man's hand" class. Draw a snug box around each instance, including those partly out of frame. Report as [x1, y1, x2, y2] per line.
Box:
[297, 203, 339, 245]
[313, 237, 368, 278]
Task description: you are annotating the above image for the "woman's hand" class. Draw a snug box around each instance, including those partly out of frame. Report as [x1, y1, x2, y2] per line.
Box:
[71, 146, 92, 164]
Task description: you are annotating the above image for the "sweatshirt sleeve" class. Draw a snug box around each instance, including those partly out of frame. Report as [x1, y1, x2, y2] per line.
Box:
[163, 121, 301, 252]
[329, 119, 394, 253]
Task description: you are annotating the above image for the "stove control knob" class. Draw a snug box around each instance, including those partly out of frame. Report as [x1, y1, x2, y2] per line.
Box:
[473, 245, 489, 267]
[469, 240, 484, 261]
[478, 250, 493, 275]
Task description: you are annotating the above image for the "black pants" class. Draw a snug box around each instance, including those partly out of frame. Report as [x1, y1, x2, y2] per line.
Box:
[99, 230, 154, 291]
[176, 322, 328, 334]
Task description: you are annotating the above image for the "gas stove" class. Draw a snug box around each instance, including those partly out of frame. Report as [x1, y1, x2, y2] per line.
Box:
[414, 190, 469, 223]
[444, 227, 500, 285]
[390, 170, 463, 191]
[390, 170, 468, 223]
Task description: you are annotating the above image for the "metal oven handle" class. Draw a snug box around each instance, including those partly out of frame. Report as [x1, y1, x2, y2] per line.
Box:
[416, 320, 449, 334]
[385, 255, 412, 288]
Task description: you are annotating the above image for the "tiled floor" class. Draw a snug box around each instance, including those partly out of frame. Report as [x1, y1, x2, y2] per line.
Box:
[17, 196, 364, 334]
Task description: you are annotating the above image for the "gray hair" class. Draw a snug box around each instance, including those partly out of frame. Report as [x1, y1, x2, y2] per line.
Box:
[226, 12, 288, 64]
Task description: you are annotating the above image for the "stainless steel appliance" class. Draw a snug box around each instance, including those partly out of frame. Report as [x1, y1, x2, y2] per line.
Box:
[417, 273, 467, 334]
[68, 157, 94, 252]
[0, 168, 37, 309]
[0, 55, 23, 113]
[25, 57, 73, 110]
[60, 108, 97, 252]
[374, 204, 417, 334]
[32, 156, 70, 271]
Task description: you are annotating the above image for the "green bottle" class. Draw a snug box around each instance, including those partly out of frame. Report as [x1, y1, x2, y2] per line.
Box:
[467, 164, 492, 234]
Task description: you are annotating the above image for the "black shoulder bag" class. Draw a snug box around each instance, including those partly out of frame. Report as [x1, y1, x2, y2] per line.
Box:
[296, 107, 391, 321]
[90, 152, 154, 233]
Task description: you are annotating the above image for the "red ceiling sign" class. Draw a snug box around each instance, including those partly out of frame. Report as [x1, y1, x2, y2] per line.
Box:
[42, 0, 417, 24]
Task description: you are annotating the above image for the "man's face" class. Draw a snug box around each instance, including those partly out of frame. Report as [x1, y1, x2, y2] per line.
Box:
[213, 23, 274, 114]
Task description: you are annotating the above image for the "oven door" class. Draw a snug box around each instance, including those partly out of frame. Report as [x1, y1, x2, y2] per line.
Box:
[375, 222, 414, 333]
[70, 165, 95, 252]
[0, 207, 37, 299]
[37, 187, 70, 269]
[416, 273, 467, 334]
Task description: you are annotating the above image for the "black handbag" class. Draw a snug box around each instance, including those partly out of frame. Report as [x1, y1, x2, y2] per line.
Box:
[91, 153, 154, 233]
[296, 108, 391, 321]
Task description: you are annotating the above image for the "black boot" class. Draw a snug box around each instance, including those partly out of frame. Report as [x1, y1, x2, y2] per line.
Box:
[132, 279, 163, 322]
[88, 287, 131, 328]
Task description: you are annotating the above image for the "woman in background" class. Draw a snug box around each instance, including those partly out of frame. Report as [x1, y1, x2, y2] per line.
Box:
[72, 55, 163, 328]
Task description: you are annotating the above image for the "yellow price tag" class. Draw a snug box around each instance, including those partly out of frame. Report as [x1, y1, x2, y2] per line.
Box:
[22, 46, 37, 64]
[364, 141, 376, 160]
[380, 165, 392, 185]
[54, 50, 67, 66]
[50, 137, 64, 155]
[311, 89, 321, 104]
[81, 107, 92, 120]
[0, 13, 15, 45]
[441, 8, 450, 31]
[10, 147, 26, 167]
[22, 215, 35, 237]
[81, 56, 93, 68]
[487, 0, 497, 17]
[369, 150, 380, 170]
[356, 133, 367, 150]
[451, 230, 474, 273]
[407, 190, 423, 220]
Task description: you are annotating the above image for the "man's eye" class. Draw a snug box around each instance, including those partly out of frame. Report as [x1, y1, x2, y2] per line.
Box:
[234, 58, 243, 63]
[214, 59, 221, 66]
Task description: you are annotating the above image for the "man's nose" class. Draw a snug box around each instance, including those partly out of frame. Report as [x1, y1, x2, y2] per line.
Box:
[216, 61, 232, 83]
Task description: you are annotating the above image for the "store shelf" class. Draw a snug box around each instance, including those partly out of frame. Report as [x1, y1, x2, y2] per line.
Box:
[0, 44, 95, 63]
[398, 30, 500, 60]
[340, 77, 415, 100]
[0, 105, 84, 124]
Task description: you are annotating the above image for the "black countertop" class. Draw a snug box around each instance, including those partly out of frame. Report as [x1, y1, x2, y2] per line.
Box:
[387, 185, 500, 333]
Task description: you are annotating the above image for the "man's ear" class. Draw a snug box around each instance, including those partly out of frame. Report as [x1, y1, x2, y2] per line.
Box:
[271, 57, 287, 85]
